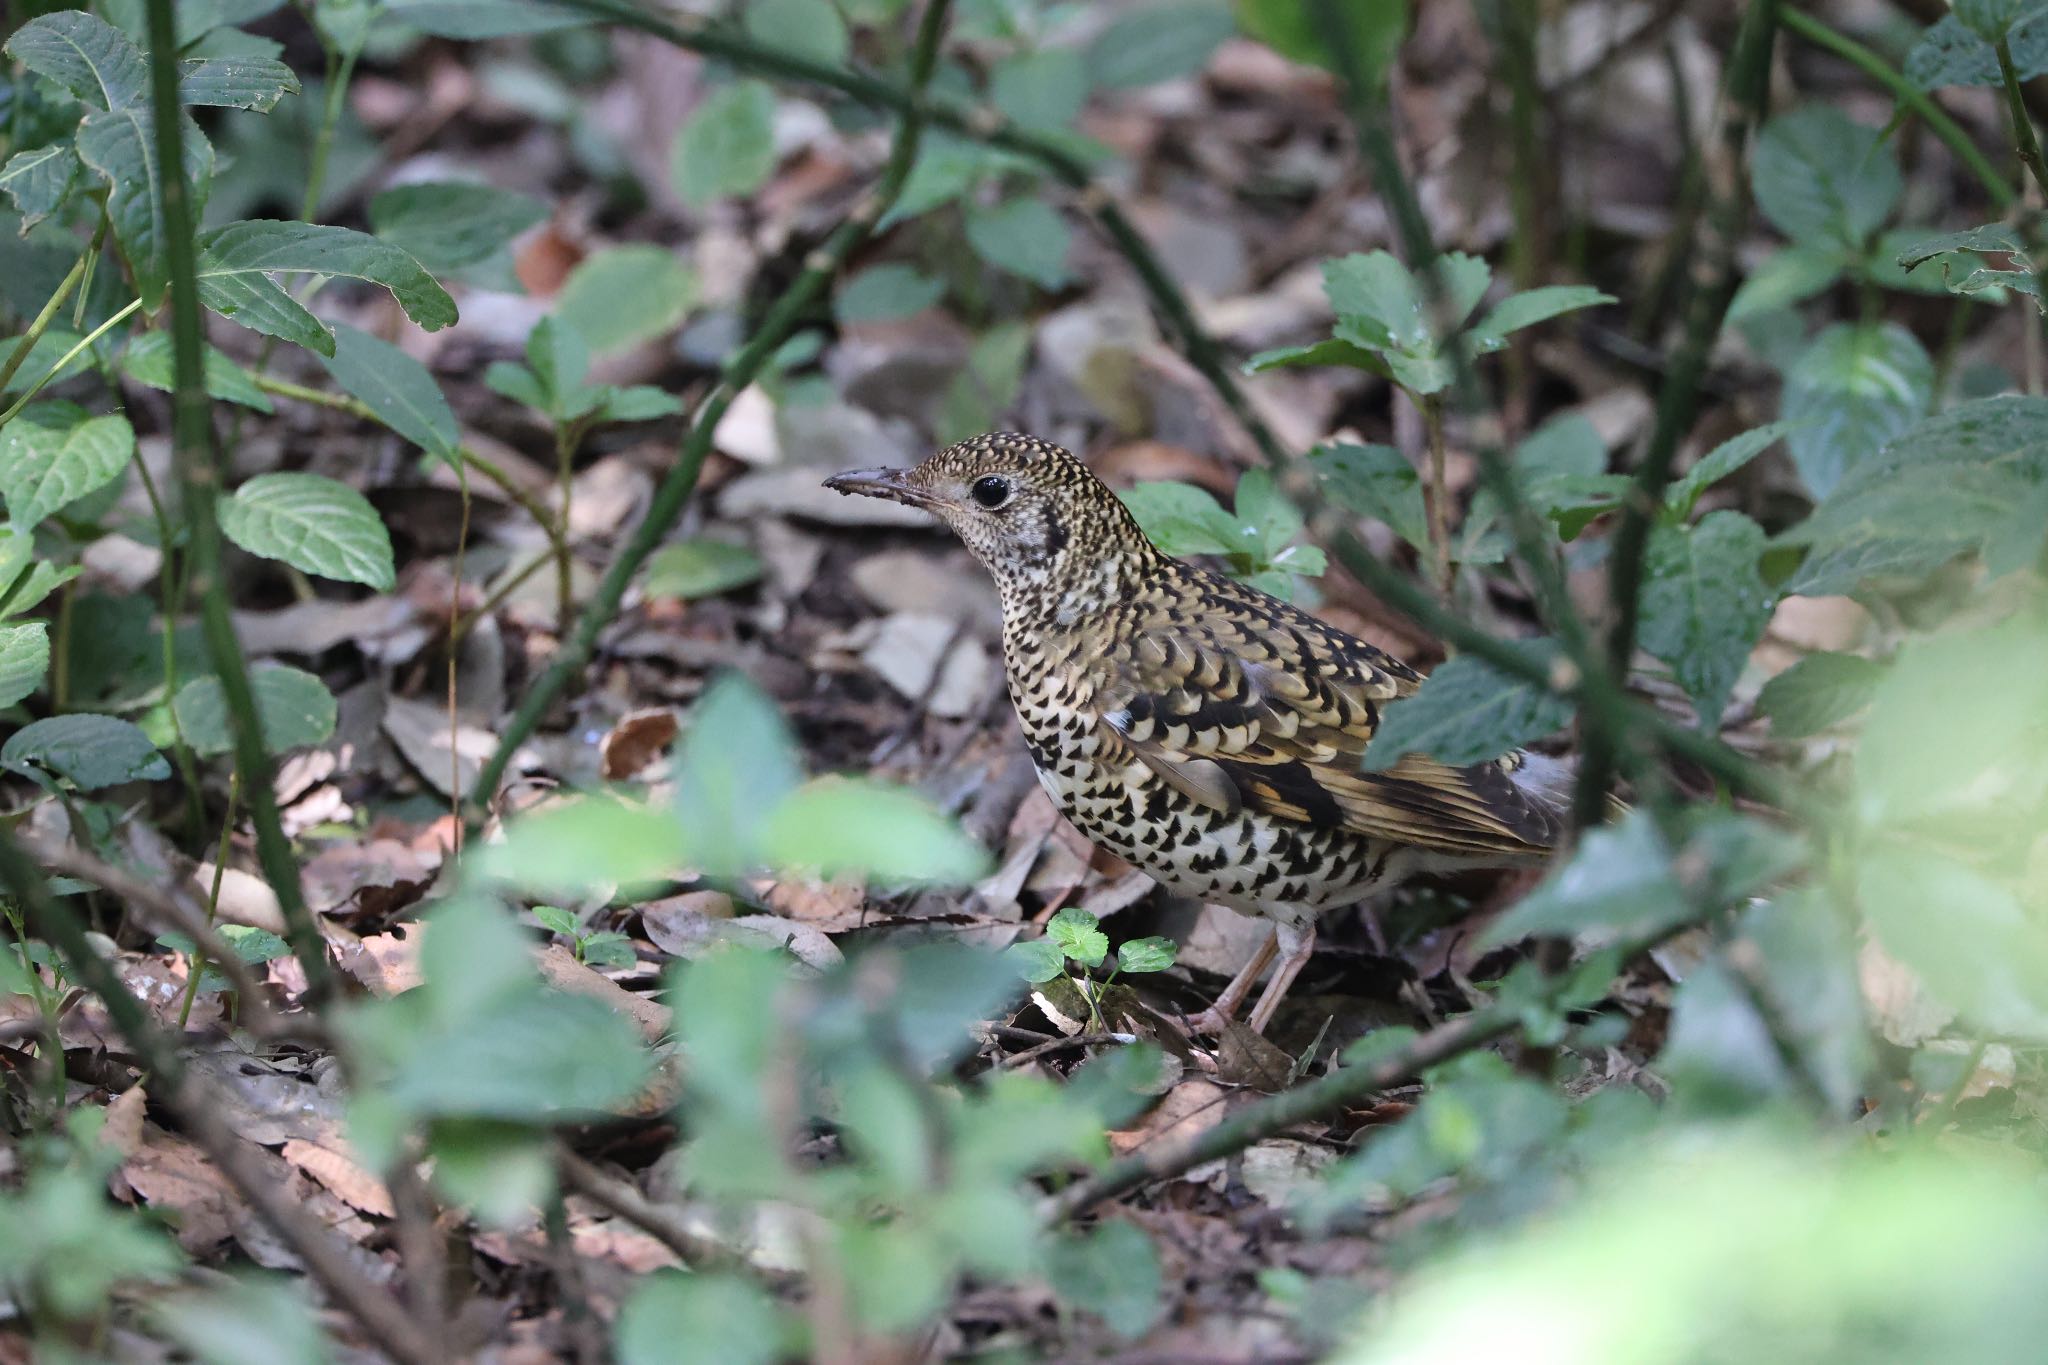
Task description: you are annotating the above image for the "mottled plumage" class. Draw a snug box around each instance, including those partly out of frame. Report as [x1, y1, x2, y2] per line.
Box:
[826, 433, 1570, 1033]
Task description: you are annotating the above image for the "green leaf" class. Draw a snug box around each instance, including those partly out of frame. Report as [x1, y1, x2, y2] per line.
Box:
[1119, 480, 1246, 557]
[1324, 249, 1489, 395]
[1665, 422, 1792, 518]
[7, 12, 148, 111]
[1, 714, 169, 788]
[642, 538, 764, 600]
[1090, 0, 1234, 87]
[384, 0, 588, 37]
[1007, 938, 1066, 983]
[1905, 12, 2048, 89]
[1236, 0, 1406, 85]
[1243, 337, 1392, 378]
[1892, 222, 2041, 307]
[481, 795, 683, 895]
[671, 79, 778, 207]
[426, 1121, 553, 1229]
[965, 198, 1071, 289]
[1046, 907, 1109, 968]
[1859, 846, 2048, 1040]
[1726, 243, 1850, 320]
[743, 0, 848, 66]
[1485, 811, 1687, 945]
[0, 143, 81, 233]
[1637, 511, 1775, 727]
[671, 672, 802, 878]
[837, 263, 946, 324]
[762, 778, 992, 885]
[0, 413, 134, 530]
[1046, 1220, 1165, 1339]
[382, 989, 653, 1120]
[883, 133, 994, 227]
[77, 106, 215, 311]
[598, 386, 684, 422]
[1757, 651, 1883, 739]
[0, 526, 76, 619]
[1466, 284, 1613, 352]
[1365, 650, 1572, 770]
[218, 472, 395, 589]
[1312, 441, 1427, 550]
[150, 1279, 333, 1365]
[368, 181, 547, 274]
[1751, 106, 1901, 249]
[0, 622, 50, 708]
[576, 931, 636, 970]
[1778, 395, 2048, 595]
[1955, 0, 2046, 42]
[1781, 322, 1932, 498]
[553, 244, 697, 354]
[1116, 936, 1177, 973]
[172, 664, 337, 758]
[991, 47, 1088, 130]
[617, 1271, 785, 1365]
[195, 220, 457, 355]
[316, 323, 458, 459]
[532, 904, 578, 936]
[119, 332, 273, 412]
[178, 56, 298, 110]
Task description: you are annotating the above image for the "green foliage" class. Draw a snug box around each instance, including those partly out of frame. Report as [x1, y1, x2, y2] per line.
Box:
[1, 713, 168, 788]
[171, 664, 338, 758]
[217, 471, 397, 590]
[553, 243, 698, 354]
[1121, 468, 1326, 598]
[672, 79, 779, 206]
[641, 537, 765, 601]
[484, 315, 681, 425]
[1365, 651, 1573, 770]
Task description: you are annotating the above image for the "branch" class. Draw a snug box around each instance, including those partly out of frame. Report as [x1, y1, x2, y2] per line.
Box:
[0, 829, 441, 1365]
[555, 1146, 804, 1290]
[463, 0, 958, 825]
[143, 0, 338, 1007]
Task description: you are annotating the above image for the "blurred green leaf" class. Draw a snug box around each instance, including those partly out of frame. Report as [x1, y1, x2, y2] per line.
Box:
[1236, 0, 1406, 85]
[617, 1271, 785, 1365]
[427, 1120, 553, 1228]
[1905, 12, 2048, 88]
[763, 777, 991, 885]
[1089, 0, 1234, 86]
[120, 331, 274, 412]
[671, 79, 778, 207]
[1726, 244, 1849, 320]
[0, 622, 50, 709]
[1752, 107, 1901, 250]
[966, 197, 1070, 288]
[1, 713, 169, 788]
[1313, 441, 1427, 550]
[1781, 322, 1932, 499]
[642, 538, 764, 601]
[837, 263, 946, 323]
[1466, 284, 1612, 352]
[172, 664, 336, 758]
[1366, 651, 1572, 771]
[481, 795, 682, 895]
[369, 180, 547, 274]
[1485, 811, 1687, 945]
[671, 672, 802, 878]
[1116, 936, 1176, 973]
[555, 244, 697, 354]
[151, 1277, 331, 1365]
[743, 0, 849, 65]
[1666, 422, 1793, 518]
[317, 323, 459, 460]
[1046, 1220, 1165, 1339]
[991, 47, 1088, 129]
[1757, 651, 1883, 738]
[1638, 511, 1775, 727]
[1007, 938, 1066, 983]
[0, 143, 81, 233]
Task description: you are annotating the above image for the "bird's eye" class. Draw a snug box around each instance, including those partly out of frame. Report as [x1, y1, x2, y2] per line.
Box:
[970, 475, 1012, 509]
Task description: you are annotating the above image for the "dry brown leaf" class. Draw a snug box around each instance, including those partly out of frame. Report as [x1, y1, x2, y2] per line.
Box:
[338, 930, 424, 997]
[280, 1139, 395, 1218]
[1859, 937, 1955, 1047]
[119, 1125, 241, 1253]
[535, 944, 672, 1043]
[600, 708, 681, 781]
[1108, 1078, 1234, 1156]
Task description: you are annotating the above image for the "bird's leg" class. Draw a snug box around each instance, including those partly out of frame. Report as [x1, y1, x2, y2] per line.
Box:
[1245, 920, 1316, 1035]
[1183, 929, 1278, 1035]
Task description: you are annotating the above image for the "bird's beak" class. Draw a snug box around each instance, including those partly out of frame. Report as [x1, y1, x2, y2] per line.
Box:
[822, 467, 937, 508]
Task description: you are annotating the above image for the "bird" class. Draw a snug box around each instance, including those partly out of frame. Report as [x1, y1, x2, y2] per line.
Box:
[824, 432, 1570, 1036]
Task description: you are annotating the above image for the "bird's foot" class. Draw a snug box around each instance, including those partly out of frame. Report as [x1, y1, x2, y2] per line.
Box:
[1180, 1005, 1238, 1037]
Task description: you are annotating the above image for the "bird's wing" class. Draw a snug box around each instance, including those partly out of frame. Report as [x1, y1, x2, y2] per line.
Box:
[1094, 600, 1565, 858]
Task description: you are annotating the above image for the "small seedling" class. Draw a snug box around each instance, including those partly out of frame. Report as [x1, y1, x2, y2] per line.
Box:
[532, 905, 638, 970]
[1008, 907, 1177, 1030]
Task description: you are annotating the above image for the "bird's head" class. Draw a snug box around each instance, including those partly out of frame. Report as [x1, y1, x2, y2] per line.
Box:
[824, 433, 1156, 601]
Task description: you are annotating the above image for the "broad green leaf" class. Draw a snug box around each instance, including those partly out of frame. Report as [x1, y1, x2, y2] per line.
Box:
[384, 0, 588, 36]
[1236, 0, 1406, 86]
[368, 181, 547, 274]
[671, 672, 802, 877]
[671, 79, 778, 207]
[77, 107, 215, 310]
[1119, 480, 1245, 557]
[0, 526, 76, 619]
[382, 989, 653, 1119]
[1116, 937, 1177, 973]
[554, 244, 697, 354]
[0, 144, 81, 233]
[1046, 907, 1109, 968]
[1366, 650, 1572, 771]
[1007, 939, 1066, 983]
[836, 263, 946, 323]
[763, 778, 992, 885]
[1726, 243, 1849, 320]
[1781, 322, 1932, 498]
[1046, 1220, 1165, 1339]
[1485, 811, 1686, 945]
[1737, 892, 1872, 1114]
[1325, 249, 1489, 395]
[195, 220, 457, 355]
[642, 538, 765, 600]
[1466, 284, 1613, 352]
[178, 56, 298, 110]
[1235, 467, 1311, 560]
[120, 332, 274, 412]
[172, 665, 337, 757]
[1779, 395, 2048, 595]
[218, 472, 395, 589]
[1089, 0, 1234, 87]
[966, 198, 1071, 288]
[1312, 441, 1427, 550]
[1665, 422, 1792, 518]
[1905, 12, 2048, 89]
[743, 0, 849, 65]
[481, 795, 683, 894]
[1954, 0, 2045, 41]
[1859, 846, 2048, 1040]
[1751, 107, 1901, 249]
[6, 12, 147, 110]
[1893, 222, 2041, 308]
[618, 1272, 785, 1365]
[883, 133, 995, 227]
[0, 413, 136, 530]
[1243, 337, 1392, 378]
[991, 47, 1088, 130]
[1757, 651, 1883, 738]
[0, 621, 50, 708]
[532, 905, 578, 936]
[150, 1279, 332, 1365]
[424, 1121, 553, 1229]
[599, 386, 684, 422]
[1, 714, 169, 788]
[316, 323, 458, 459]
[1637, 511, 1775, 727]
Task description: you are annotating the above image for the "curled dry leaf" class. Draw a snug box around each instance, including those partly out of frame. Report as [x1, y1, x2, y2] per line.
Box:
[1108, 1078, 1235, 1158]
[280, 1139, 396, 1219]
[600, 707, 681, 781]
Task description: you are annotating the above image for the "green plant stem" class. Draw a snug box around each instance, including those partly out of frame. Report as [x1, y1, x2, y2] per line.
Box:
[553, 421, 581, 636]
[0, 297, 141, 424]
[1578, 0, 1778, 829]
[1780, 10, 2014, 208]
[1997, 35, 2048, 204]
[127, 445, 209, 838]
[463, 0, 959, 826]
[144, 0, 337, 1009]
[551, 0, 1287, 470]
[0, 219, 105, 397]
[173, 768, 239, 1030]
[1419, 395, 1452, 597]
[301, 44, 360, 223]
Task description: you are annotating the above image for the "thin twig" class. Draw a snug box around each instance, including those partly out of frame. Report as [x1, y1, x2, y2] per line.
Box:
[555, 1147, 803, 1290]
[1000, 1030, 1134, 1069]
[0, 217, 105, 394]
[1998, 35, 2048, 204]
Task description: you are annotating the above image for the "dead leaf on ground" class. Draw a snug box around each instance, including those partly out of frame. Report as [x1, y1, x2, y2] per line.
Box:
[116, 1124, 243, 1253]
[280, 1139, 396, 1219]
[600, 708, 680, 780]
[1108, 1078, 1235, 1157]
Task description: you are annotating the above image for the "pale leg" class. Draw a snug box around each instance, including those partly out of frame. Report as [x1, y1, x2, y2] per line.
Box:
[1183, 929, 1278, 1035]
[1245, 920, 1316, 1035]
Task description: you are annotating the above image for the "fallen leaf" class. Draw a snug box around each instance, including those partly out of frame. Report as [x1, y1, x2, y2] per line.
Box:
[1108, 1079, 1234, 1157]
[280, 1139, 396, 1218]
[600, 708, 681, 781]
